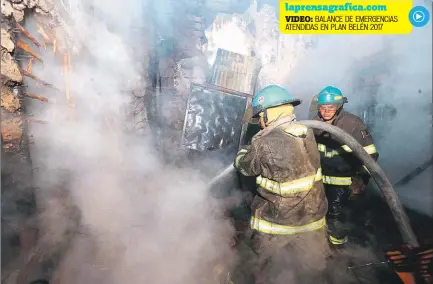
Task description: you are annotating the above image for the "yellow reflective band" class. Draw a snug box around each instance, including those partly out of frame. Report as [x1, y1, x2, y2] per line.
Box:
[317, 143, 340, 158]
[283, 125, 308, 137]
[251, 216, 326, 235]
[363, 144, 377, 155]
[341, 144, 377, 155]
[341, 145, 352, 152]
[322, 175, 352, 185]
[234, 149, 248, 168]
[362, 165, 371, 175]
[256, 168, 322, 196]
[317, 143, 326, 152]
[325, 150, 339, 158]
[318, 143, 377, 157]
[329, 235, 348, 245]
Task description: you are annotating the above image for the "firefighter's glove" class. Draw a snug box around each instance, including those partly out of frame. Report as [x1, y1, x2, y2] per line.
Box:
[234, 146, 250, 170]
[350, 176, 366, 199]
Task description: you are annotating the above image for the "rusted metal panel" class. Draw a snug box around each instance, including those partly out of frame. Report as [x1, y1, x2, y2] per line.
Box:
[208, 49, 261, 95]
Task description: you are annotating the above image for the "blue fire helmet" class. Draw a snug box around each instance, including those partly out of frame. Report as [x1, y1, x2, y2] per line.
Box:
[317, 86, 345, 105]
[251, 85, 302, 117]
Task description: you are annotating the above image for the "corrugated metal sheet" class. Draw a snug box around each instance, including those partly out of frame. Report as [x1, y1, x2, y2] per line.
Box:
[208, 49, 261, 95]
[181, 83, 248, 156]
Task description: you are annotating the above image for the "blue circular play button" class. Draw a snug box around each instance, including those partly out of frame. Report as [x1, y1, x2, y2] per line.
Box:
[409, 6, 430, 27]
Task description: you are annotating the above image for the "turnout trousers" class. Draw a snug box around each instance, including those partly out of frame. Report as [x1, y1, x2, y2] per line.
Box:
[326, 184, 374, 246]
[325, 184, 351, 245]
[236, 228, 331, 284]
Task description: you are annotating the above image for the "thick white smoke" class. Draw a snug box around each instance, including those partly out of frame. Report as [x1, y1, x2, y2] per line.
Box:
[14, 0, 432, 281]
[23, 0, 236, 282]
[205, 0, 432, 216]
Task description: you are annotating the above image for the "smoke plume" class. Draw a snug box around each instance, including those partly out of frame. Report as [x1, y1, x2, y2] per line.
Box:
[23, 0, 236, 282]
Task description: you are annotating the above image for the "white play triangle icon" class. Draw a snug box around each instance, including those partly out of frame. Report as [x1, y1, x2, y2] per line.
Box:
[410, 6, 429, 26]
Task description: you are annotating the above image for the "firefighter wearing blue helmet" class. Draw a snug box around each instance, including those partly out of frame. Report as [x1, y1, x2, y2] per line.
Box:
[233, 85, 330, 283]
[312, 86, 379, 247]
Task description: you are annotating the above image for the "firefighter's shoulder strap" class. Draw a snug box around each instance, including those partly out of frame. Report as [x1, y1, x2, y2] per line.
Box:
[252, 115, 296, 142]
[283, 122, 308, 138]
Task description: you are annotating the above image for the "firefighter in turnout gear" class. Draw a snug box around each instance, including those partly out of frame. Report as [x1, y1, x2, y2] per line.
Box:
[312, 86, 379, 246]
[234, 85, 330, 284]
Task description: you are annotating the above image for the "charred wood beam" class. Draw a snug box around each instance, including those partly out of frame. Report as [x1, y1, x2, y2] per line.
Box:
[15, 23, 41, 47]
[23, 93, 49, 103]
[19, 68, 57, 89]
[16, 41, 43, 62]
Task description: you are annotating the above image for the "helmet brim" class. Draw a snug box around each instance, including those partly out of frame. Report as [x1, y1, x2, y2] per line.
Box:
[251, 99, 302, 118]
[317, 101, 343, 105]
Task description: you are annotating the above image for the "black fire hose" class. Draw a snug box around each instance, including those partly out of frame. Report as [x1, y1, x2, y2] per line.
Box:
[297, 120, 419, 247]
[207, 120, 419, 247]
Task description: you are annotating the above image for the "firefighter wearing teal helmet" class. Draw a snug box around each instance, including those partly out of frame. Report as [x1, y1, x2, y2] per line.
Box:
[317, 86, 344, 104]
[316, 86, 347, 121]
[233, 85, 330, 284]
[312, 86, 379, 247]
[251, 85, 301, 117]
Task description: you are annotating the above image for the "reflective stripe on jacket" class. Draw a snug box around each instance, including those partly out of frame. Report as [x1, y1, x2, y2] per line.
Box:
[312, 111, 379, 179]
[256, 168, 322, 196]
[234, 115, 328, 231]
[322, 175, 352, 186]
[251, 216, 326, 235]
[317, 143, 377, 158]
